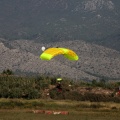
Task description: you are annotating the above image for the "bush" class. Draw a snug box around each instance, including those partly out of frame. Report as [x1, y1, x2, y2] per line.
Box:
[64, 91, 84, 101]
[82, 93, 113, 102]
[49, 88, 65, 100]
[1, 69, 14, 75]
[0, 87, 9, 98]
[50, 77, 57, 85]
[0, 76, 42, 99]
[9, 88, 22, 98]
[27, 89, 41, 99]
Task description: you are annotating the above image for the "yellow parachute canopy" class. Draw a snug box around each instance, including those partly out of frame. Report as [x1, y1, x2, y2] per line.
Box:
[40, 48, 79, 61]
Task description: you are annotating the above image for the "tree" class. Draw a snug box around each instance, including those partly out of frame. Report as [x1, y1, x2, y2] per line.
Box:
[99, 79, 106, 87]
[92, 79, 97, 86]
[1, 69, 14, 75]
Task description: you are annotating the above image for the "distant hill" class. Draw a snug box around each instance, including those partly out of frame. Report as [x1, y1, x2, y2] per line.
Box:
[0, 0, 120, 51]
[0, 38, 120, 81]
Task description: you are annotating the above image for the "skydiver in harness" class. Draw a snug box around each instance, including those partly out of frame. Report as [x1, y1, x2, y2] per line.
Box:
[56, 78, 62, 92]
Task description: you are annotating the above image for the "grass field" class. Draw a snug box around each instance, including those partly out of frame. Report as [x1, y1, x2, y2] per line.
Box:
[0, 109, 120, 120]
[0, 99, 120, 120]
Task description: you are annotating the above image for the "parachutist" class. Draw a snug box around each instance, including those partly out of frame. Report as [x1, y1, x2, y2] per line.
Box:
[56, 78, 62, 92]
[56, 82, 62, 92]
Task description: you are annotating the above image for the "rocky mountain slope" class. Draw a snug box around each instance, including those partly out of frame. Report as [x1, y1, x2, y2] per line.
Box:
[0, 38, 120, 81]
[0, 0, 120, 51]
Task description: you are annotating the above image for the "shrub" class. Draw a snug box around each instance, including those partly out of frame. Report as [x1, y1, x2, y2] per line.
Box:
[9, 88, 22, 98]
[27, 89, 41, 99]
[1, 69, 14, 75]
[0, 76, 42, 99]
[83, 93, 101, 102]
[49, 88, 65, 99]
[64, 91, 83, 101]
[0, 87, 9, 98]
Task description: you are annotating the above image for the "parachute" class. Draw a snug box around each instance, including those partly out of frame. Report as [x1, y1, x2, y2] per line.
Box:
[40, 47, 79, 61]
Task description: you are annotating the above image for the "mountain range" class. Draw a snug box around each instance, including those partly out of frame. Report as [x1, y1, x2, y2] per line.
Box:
[0, 0, 120, 51]
[0, 38, 120, 81]
[0, 0, 120, 81]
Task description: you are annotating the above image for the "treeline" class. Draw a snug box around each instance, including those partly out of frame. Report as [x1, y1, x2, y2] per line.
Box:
[0, 70, 120, 102]
[0, 75, 51, 99]
[50, 89, 120, 103]
[49, 80, 120, 103]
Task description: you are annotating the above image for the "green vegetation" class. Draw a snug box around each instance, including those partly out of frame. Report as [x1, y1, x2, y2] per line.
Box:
[0, 70, 120, 102]
[0, 74, 50, 99]
[0, 69, 120, 120]
[1, 69, 14, 75]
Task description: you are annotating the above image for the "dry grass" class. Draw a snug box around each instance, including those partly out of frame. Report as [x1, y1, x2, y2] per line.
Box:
[0, 99, 120, 120]
[0, 98, 120, 110]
